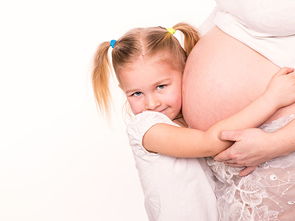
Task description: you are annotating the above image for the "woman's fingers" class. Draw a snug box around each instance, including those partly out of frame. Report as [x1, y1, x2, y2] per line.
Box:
[239, 166, 256, 176]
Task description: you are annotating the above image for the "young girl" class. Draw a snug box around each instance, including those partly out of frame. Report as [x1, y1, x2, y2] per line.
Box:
[92, 23, 295, 221]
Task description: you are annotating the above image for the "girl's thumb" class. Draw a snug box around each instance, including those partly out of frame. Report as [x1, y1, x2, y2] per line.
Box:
[275, 67, 294, 76]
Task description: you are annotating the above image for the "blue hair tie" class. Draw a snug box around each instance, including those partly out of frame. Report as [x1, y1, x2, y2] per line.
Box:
[110, 40, 116, 48]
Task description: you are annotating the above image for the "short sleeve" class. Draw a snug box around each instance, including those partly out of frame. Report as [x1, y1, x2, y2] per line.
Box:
[126, 111, 176, 157]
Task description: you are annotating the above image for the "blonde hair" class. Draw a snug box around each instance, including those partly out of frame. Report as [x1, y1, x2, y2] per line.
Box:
[92, 23, 199, 114]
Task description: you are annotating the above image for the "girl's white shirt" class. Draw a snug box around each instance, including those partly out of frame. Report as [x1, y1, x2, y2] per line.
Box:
[127, 111, 218, 221]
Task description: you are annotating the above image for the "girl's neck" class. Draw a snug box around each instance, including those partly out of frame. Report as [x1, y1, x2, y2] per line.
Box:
[173, 113, 188, 127]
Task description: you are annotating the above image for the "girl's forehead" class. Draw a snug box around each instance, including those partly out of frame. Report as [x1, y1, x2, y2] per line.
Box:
[118, 55, 182, 90]
[123, 51, 182, 72]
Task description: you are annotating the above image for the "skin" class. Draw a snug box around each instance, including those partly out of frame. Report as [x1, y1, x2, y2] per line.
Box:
[118, 52, 183, 121]
[118, 49, 295, 158]
[183, 26, 295, 174]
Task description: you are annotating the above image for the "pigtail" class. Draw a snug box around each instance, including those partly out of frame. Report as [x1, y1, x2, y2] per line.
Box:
[92, 41, 112, 114]
[173, 23, 199, 56]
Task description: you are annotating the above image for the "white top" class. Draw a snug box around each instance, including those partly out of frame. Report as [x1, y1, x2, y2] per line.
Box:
[215, 0, 295, 37]
[203, 0, 295, 67]
[127, 111, 218, 221]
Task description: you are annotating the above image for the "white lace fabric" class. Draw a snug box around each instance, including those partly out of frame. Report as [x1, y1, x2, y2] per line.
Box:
[207, 114, 295, 221]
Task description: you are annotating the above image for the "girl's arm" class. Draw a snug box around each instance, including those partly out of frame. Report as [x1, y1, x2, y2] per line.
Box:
[143, 67, 295, 158]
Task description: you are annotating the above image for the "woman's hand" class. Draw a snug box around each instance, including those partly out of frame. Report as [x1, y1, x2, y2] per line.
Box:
[214, 128, 279, 175]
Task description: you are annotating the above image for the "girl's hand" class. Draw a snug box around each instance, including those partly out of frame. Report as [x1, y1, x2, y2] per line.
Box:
[263, 67, 295, 108]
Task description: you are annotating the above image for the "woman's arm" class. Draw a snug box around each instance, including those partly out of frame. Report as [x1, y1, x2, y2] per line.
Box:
[143, 68, 295, 158]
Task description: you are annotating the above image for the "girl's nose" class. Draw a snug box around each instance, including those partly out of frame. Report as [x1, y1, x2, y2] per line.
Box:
[145, 95, 160, 110]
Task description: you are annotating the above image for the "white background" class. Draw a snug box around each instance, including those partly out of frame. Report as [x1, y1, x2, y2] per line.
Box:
[0, 0, 215, 220]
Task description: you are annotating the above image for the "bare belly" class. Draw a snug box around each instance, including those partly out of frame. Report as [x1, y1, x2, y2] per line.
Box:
[182, 26, 295, 130]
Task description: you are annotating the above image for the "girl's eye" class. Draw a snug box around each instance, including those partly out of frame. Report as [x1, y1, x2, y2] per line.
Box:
[131, 91, 142, 97]
[157, 84, 166, 90]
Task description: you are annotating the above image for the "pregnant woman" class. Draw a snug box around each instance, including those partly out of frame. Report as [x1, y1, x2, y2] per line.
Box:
[183, 1, 295, 220]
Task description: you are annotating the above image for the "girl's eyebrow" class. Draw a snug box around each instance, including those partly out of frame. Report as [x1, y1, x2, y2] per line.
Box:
[125, 88, 141, 94]
[153, 78, 170, 86]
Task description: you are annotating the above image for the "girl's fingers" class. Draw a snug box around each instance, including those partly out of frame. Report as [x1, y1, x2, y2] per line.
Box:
[275, 67, 294, 76]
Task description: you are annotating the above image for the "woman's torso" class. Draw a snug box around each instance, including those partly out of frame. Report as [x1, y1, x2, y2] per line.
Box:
[182, 26, 295, 130]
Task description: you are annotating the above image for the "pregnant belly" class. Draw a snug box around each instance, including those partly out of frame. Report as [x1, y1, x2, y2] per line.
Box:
[182, 26, 295, 130]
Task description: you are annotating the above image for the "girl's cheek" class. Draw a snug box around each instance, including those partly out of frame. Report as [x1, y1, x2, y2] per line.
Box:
[173, 93, 182, 110]
[128, 99, 142, 115]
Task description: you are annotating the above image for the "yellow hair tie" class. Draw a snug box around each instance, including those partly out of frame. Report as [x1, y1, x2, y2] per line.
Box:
[166, 27, 176, 35]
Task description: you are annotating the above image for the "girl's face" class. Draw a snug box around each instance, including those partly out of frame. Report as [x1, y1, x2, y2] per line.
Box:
[119, 53, 183, 120]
